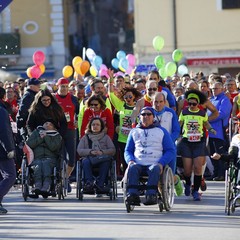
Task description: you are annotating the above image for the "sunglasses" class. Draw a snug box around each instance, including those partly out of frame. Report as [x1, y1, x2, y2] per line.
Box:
[148, 88, 157, 91]
[124, 95, 133, 99]
[90, 103, 99, 107]
[188, 102, 198, 106]
[141, 112, 153, 116]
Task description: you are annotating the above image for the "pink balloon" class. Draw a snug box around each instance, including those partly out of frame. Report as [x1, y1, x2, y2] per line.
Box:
[126, 54, 135, 67]
[99, 69, 109, 78]
[114, 71, 124, 77]
[33, 51, 45, 66]
[99, 64, 108, 71]
[30, 65, 42, 78]
[126, 65, 133, 74]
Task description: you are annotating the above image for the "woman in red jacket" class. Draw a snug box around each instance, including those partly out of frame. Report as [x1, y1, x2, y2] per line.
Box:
[81, 95, 114, 139]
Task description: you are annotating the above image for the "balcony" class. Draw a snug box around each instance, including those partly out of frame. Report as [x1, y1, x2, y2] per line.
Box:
[0, 32, 20, 57]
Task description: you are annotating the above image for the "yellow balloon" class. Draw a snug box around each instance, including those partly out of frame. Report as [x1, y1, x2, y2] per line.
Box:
[62, 65, 73, 78]
[72, 56, 83, 68]
[90, 66, 97, 77]
[119, 65, 126, 72]
[39, 64, 45, 73]
[26, 67, 32, 78]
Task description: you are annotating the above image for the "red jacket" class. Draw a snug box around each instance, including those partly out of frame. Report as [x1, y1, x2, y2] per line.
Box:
[81, 108, 114, 139]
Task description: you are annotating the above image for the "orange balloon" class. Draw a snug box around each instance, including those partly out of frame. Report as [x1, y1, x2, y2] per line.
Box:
[80, 60, 90, 75]
[72, 56, 83, 68]
[74, 62, 83, 75]
[39, 64, 45, 73]
[26, 67, 32, 78]
[62, 65, 73, 78]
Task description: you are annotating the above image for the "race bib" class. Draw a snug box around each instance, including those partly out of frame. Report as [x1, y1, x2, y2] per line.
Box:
[64, 112, 71, 122]
[11, 122, 18, 134]
[121, 126, 131, 136]
[187, 133, 201, 142]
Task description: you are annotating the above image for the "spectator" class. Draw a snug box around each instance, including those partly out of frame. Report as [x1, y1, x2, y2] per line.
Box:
[0, 87, 16, 214]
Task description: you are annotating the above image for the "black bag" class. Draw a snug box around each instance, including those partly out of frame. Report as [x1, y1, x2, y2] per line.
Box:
[87, 155, 112, 165]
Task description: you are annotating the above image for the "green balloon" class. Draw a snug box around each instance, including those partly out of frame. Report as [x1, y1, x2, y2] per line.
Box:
[152, 36, 164, 51]
[172, 49, 183, 62]
[154, 55, 165, 69]
[159, 67, 167, 79]
[165, 62, 177, 76]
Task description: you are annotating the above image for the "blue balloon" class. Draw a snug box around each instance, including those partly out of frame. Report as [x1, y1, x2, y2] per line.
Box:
[111, 58, 119, 69]
[116, 50, 126, 60]
[119, 58, 129, 71]
[93, 55, 103, 68]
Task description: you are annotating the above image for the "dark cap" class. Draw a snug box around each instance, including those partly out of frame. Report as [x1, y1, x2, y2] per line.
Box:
[140, 107, 155, 117]
[28, 78, 40, 86]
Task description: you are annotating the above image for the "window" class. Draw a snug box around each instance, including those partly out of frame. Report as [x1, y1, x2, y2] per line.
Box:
[222, 0, 240, 9]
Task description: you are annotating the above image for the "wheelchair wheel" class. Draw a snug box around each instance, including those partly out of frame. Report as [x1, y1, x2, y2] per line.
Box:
[225, 168, 233, 215]
[21, 158, 29, 201]
[110, 161, 118, 200]
[161, 166, 174, 211]
[76, 161, 83, 200]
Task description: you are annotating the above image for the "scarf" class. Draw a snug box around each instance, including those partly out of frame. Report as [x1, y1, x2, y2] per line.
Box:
[87, 131, 105, 150]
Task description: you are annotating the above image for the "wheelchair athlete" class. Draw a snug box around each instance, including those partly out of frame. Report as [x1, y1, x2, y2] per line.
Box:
[77, 117, 116, 194]
[26, 120, 62, 197]
[124, 107, 176, 205]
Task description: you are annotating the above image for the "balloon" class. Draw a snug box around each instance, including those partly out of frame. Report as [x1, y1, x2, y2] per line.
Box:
[178, 64, 188, 76]
[119, 58, 129, 71]
[32, 51, 45, 66]
[26, 67, 32, 78]
[114, 71, 124, 77]
[86, 48, 96, 61]
[100, 64, 108, 71]
[99, 69, 109, 78]
[93, 55, 103, 68]
[159, 67, 168, 79]
[80, 60, 90, 75]
[126, 54, 135, 67]
[39, 64, 45, 74]
[111, 58, 119, 69]
[30, 65, 42, 79]
[165, 62, 177, 76]
[116, 50, 126, 60]
[154, 55, 165, 69]
[152, 36, 164, 51]
[126, 65, 133, 74]
[89, 65, 98, 77]
[72, 56, 82, 68]
[62, 65, 73, 78]
[172, 49, 183, 62]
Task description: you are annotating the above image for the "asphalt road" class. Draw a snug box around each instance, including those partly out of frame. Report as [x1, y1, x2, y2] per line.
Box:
[0, 181, 239, 240]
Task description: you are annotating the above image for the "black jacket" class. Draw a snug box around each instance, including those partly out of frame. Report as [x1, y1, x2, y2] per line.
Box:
[0, 102, 15, 160]
[16, 88, 37, 129]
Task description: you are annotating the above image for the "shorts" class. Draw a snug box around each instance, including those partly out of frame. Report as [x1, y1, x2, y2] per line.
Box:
[177, 138, 208, 159]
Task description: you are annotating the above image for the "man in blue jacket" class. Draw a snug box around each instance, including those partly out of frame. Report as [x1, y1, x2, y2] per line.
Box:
[124, 106, 176, 205]
[0, 87, 16, 214]
[208, 81, 232, 181]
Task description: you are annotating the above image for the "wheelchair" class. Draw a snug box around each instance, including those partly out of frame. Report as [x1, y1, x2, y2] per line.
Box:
[122, 165, 174, 213]
[21, 154, 68, 201]
[225, 158, 240, 215]
[76, 157, 117, 200]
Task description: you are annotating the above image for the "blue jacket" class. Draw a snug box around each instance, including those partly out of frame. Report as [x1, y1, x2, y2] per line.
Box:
[154, 106, 180, 142]
[0, 102, 15, 160]
[124, 124, 176, 167]
[162, 87, 176, 108]
[207, 92, 232, 140]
